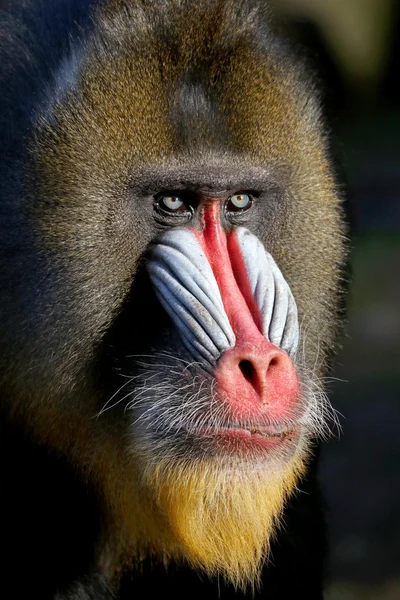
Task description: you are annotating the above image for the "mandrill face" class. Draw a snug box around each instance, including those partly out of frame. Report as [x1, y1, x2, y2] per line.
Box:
[122, 190, 311, 586]
[87, 175, 337, 586]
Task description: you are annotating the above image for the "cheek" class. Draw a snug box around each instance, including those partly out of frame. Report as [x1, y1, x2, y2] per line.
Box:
[105, 196, 154, 276]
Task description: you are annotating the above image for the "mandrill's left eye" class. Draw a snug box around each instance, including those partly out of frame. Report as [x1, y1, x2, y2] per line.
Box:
[226, 193, 253, 213]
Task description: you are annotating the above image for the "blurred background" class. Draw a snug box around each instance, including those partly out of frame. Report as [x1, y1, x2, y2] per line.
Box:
[271, 1, 400, 598]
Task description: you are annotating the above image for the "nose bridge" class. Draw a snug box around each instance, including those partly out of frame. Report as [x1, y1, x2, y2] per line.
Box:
[195, 203, 264, 343]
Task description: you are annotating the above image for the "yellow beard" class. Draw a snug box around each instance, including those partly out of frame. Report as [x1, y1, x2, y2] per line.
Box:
[130, 451, 307, 589]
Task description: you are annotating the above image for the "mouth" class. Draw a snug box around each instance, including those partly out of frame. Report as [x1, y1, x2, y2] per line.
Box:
[199, 424, 300, 451]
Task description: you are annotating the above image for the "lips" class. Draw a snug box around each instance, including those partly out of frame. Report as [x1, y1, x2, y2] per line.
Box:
[247, 427, 295, 438]
[201, 424, 296, 436]
[199, 424, 299, 448]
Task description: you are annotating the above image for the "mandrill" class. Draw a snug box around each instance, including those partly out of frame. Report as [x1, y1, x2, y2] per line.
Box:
[0, 1, 347, 599]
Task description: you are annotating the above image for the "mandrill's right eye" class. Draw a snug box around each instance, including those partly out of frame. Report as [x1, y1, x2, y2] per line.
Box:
[159, 195, 185, 212]
[153, 192, 194, 225]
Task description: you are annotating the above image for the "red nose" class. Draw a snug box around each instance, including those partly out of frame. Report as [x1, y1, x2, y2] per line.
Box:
[194, 203, 299, 420]
[215, 336, 298, 421]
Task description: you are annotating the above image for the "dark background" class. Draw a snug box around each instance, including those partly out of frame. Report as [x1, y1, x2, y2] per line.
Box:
[271, 1, 400, 598]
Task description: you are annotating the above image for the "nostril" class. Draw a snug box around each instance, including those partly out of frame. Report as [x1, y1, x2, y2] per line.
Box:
[238, 354, 281, 399]
[238, 358, 263, 398]
[269, 357, 278, 370]
[239, 359, 255, 383]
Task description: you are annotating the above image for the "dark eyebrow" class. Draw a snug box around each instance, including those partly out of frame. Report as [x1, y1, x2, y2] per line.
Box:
[129, 162, 286, 195]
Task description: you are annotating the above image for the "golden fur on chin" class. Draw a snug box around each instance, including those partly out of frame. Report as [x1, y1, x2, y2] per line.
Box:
[130, 453, 307, 589]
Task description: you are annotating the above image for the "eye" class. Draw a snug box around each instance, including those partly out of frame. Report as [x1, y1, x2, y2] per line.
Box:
[158, 194, 186, 213]
[153, 192, 193, 225]
[226, 193, 253, 213]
